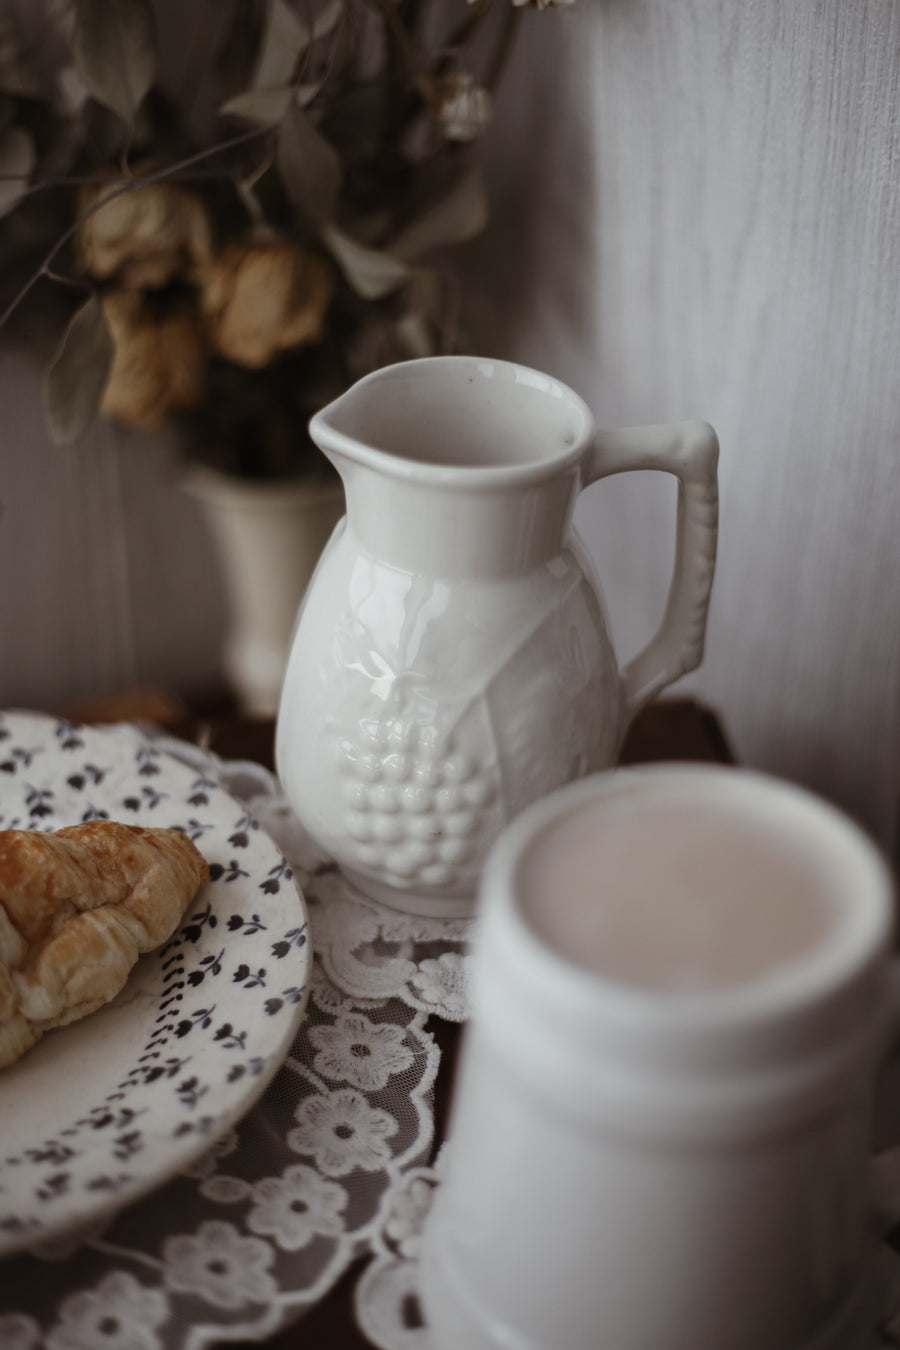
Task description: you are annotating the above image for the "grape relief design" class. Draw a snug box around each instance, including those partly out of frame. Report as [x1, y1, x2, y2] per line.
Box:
[322, 556, 615, 896]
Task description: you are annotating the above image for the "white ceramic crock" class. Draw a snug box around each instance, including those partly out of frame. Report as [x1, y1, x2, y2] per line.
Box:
[419, 765, 898, 1350]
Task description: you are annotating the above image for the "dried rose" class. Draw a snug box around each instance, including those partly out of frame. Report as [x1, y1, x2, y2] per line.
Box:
[78, 181, 213, 290]
[201, 240, 334, 369]
[100, 291, 207, 429]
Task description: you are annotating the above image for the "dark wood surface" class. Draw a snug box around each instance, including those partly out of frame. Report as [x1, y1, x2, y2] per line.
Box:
[150, 698, 733, 1349]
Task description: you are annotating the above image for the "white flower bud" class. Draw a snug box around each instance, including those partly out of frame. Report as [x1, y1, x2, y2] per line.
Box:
[436, 73, 493, 143]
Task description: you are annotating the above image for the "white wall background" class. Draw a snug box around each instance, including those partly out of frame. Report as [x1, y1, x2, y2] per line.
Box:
[0, 0, 898, 858]
[0, 351, 228, 711]
[460, 0, 900, 857]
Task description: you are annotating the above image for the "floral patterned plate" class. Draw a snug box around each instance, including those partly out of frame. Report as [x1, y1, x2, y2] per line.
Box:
[0, 710, 311, 1256]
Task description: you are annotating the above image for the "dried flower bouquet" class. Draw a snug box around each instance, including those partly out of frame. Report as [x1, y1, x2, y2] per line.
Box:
[0, 0, 576, 479]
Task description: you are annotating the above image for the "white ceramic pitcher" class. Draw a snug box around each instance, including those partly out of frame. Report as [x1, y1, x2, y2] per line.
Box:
[276, 356, 719, 917]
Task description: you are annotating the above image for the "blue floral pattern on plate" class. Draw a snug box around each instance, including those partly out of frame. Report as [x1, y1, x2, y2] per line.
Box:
[0, 710, 311, 1253]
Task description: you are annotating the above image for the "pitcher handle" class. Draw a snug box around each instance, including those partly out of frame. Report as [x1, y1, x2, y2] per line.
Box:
[584, 420, 719, 736]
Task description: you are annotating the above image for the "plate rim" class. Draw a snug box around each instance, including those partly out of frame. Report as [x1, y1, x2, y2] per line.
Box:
[0, 709, 312, 1257]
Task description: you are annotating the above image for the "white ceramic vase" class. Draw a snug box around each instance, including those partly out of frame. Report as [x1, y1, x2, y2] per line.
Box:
[186, 468, 345, 716]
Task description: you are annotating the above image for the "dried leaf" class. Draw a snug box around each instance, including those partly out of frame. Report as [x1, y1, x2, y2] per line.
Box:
[310, 0, 344, 41]
[48, 0, 77, 41]
[73, 0, 157, 124]
[253, 0, 308, 91]
[322, 224, 410, 301]
[212, 0, 264, 100]
[234, 173, 270, 227]
[276, 101, 342, 226]
[391, 164, 489, 262]
[0, 7, 43, 98]
[322, 80, 390, 160]
[222, 79, 319, 125]
[56, 63, 91, 117]
[45, 296, 114, 445]
[238, 0, 343, 101]
[0, 127, 34, 217]
[394, 312, 435, 359]
[222, 85, 294, 125]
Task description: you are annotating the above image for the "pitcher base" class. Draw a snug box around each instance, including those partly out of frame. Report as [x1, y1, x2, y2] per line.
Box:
[339, 866, 477, 919]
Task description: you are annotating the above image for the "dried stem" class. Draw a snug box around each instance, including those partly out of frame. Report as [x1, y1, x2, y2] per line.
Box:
[320, 5, 351, 86]
[371, 0, 423, 72]
[43, 268, 91, 295]
[0, 122, 272, 331]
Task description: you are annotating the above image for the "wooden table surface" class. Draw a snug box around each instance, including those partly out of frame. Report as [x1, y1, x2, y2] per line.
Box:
[133, 697, 734, 1349]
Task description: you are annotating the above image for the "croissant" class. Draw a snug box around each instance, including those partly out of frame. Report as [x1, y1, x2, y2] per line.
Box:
[0, 821, 209, 1069]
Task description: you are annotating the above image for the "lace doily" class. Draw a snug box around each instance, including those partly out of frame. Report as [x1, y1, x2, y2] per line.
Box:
[0, 725, 462, 1349]
[3, 722, 900, 1350]
[238, 807, 475, 1024]
[151, 733, 478, 1024]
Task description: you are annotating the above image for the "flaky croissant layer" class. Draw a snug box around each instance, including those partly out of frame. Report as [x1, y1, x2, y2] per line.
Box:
[0, 821, 209, 1069]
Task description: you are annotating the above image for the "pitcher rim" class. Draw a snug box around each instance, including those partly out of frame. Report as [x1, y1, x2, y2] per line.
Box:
[308, 356, 596, 490]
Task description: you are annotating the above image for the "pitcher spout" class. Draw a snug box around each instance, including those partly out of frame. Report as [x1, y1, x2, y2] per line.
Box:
[310, 356, 592, 478]
[308, 357, 593, 579]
